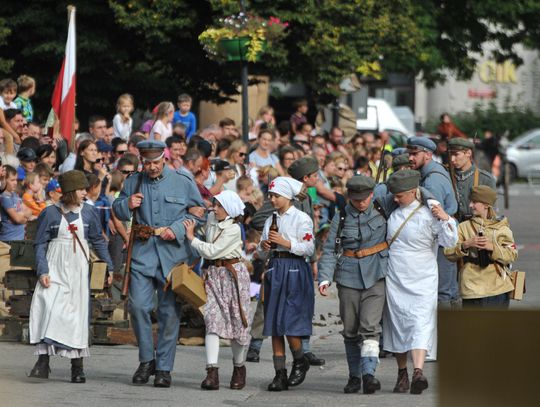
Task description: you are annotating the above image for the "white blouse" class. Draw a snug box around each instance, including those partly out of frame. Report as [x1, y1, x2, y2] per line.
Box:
[190, 213, 243, 260]
[258, 205, 315, 257]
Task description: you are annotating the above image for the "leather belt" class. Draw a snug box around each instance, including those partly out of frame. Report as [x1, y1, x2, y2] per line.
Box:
[343, 242, 389, 259]
[206, 258, 241, 267]
[272, 252, 303, 260]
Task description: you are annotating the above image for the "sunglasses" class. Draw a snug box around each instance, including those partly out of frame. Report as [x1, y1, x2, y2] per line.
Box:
[238, 152, 247, 157]
[336, 166, 348, 171]
[95, 158, 103, 163]
[120, 169, 134, 175]
[115, 150, 127, 155]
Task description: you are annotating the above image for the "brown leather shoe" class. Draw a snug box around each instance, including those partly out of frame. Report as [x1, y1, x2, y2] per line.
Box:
[410, 368, 428, 394]
[393, 367, 409, 393]
[201, 367, 219, 390]
[230, 365, 246, 390]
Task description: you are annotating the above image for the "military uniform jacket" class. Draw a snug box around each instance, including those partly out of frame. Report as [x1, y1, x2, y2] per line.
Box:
[112, 166, 205, 278]
[454, 164, 496, 220]
[318, 202, 387, 290]
[420, 160, 458, 216]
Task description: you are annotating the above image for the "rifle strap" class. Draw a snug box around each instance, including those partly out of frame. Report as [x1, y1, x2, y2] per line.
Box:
[473, 167, 479, 187]
[56, 206, 90, 263]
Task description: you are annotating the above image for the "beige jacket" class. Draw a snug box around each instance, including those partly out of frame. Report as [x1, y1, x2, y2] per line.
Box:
[444, 216, 517, 299]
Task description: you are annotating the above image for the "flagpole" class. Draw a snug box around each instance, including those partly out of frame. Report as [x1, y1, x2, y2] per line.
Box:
[67, 5, 76, 154]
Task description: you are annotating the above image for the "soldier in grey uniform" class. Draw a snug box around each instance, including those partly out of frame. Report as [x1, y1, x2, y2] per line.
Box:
[447, 138, 496, 222]
[407, 136, 458, 307]
[113, 140, 205, 388]
[318, 175, 388, 394]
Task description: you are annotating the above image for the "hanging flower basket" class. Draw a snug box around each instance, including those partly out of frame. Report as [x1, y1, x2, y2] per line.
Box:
[217, 37, 268, 62]
[199, 13, 287, 63]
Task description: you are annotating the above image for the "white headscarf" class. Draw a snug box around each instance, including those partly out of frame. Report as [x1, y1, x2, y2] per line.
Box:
[268, 176, 303, 200]
[214, 190, 245, 218]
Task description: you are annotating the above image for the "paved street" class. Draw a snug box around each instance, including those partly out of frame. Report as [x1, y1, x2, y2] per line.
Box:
[0, 184, 538, 407]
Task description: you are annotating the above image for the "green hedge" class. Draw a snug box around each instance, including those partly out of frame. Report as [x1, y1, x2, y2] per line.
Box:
[424, 101, 540, 140]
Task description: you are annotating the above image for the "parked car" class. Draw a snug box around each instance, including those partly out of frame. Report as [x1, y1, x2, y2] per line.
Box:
[356, 98, 412, 144]
[505, 129, 540, 180]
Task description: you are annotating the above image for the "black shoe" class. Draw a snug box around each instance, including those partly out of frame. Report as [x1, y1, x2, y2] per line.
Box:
[362, 374, 381, 394]
[28, 355, 50, 379]
[287, 355, 310, 387]
[379, 350, 393, 358]
[154, 370, 171, 388]
[132, 360, 156, 385]
[246, 347, 260, 363]
[343, 376, 361, 394]
[71, 358, 86, 384]
[304, 351, 325, 366]
[267, 369, 288, 391]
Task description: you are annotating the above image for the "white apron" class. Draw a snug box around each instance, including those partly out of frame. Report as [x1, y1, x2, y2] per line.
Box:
[382, 201, 457, 358]
[29, 206, 90, 356]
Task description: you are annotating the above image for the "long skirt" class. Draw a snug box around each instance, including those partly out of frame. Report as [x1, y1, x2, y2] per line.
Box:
[204, 262, 251, 345]
[263, 257, 314, 337]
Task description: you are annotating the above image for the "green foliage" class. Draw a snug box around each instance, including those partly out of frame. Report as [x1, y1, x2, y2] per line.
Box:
[425, 102, 540, 140]
[0, 18, 13, 74]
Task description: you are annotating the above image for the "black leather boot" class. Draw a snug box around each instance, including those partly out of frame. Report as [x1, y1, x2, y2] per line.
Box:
[267, 369, 288, 391]
[154, 370, 172, 388]
[29, 355, 50, 379]
[343, 376, 361, 393]
[132, 360, 156, 385]
[71, 358, 86, 383]
[362, 374, 381, 394]
[287, 355, 310, 387]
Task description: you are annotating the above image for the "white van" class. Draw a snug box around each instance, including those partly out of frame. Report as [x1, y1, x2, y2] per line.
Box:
[356, 98, 412, 146]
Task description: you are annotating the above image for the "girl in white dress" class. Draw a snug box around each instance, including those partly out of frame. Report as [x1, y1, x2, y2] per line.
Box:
[382, 170, 457, 395]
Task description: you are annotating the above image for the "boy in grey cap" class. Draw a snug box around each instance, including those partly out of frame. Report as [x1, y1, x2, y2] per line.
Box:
[318, 174, 388, 394]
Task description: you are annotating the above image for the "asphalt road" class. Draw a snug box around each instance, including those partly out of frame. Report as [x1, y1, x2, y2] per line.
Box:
[0, 184, 538, 407]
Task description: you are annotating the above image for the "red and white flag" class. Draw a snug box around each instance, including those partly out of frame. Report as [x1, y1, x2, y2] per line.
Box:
[51, 7, 76, 145]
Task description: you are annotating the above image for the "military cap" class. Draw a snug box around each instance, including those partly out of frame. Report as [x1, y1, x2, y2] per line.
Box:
[59, 170, 89, 194]
[392, 153, 410, 171]
[470, 185, 497, 205]
[137, 140, 166, 161]
[288, 156, 319, 181]
[17, 147, 37, 162]
[387, 169, 421, 194]
[406, 136, 437, 153]
[346, 175, 375, 200]
[391, 147, 408, 158]
[448, 138, 474, 151]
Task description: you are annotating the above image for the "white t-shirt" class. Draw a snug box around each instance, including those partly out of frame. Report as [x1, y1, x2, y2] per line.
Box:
[0, 98, 17, 110]
[149, 120, 172, 141]
[113, 113, 133, 140]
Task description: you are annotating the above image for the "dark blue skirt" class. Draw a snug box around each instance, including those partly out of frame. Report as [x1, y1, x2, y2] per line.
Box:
[263, 257, 314, 337]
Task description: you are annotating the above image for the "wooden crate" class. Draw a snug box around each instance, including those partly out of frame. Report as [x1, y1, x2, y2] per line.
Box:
[90, 320, 158, 346]
[7, 294, 33, 317]
[3, 269, 38, 290]
[0, 316, 29, 342]
[91, 297, 120, 320]
[7, 241, 35, 268]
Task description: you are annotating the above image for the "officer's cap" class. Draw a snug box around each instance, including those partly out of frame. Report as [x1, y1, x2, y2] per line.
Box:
[346, 175, 375, 200]
[448, 138, 474, 151]
[137, 140, 166, 161]
[288, 156, 319, 181]
[387, 169, 421, 194]
[391, 147, 408, 158]
[406, 136, 437, 153]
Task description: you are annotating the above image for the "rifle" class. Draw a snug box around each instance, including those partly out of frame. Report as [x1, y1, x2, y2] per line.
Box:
[121, 173, 144, 300]
[375, 141, 387, 183]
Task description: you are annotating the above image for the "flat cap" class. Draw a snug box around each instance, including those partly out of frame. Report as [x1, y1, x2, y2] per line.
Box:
[17, 147, 37, 162]
[448, 138, 474, 151]
[59, 170, 89, 194]
[137, 140, 166, 161]
[288, 156, 319, 181]
[470, 185, 497, 205]
[387, 169, 421, 194]
[407, 136, 437, 153]
[346, 175, 375, 200]
[392, 153, 410, 171]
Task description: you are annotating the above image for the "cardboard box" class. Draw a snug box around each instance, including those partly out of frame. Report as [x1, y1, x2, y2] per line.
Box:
[90, 261, 108, 291]
[510, 271, 526, 300]
[169, 263, 206, 308]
